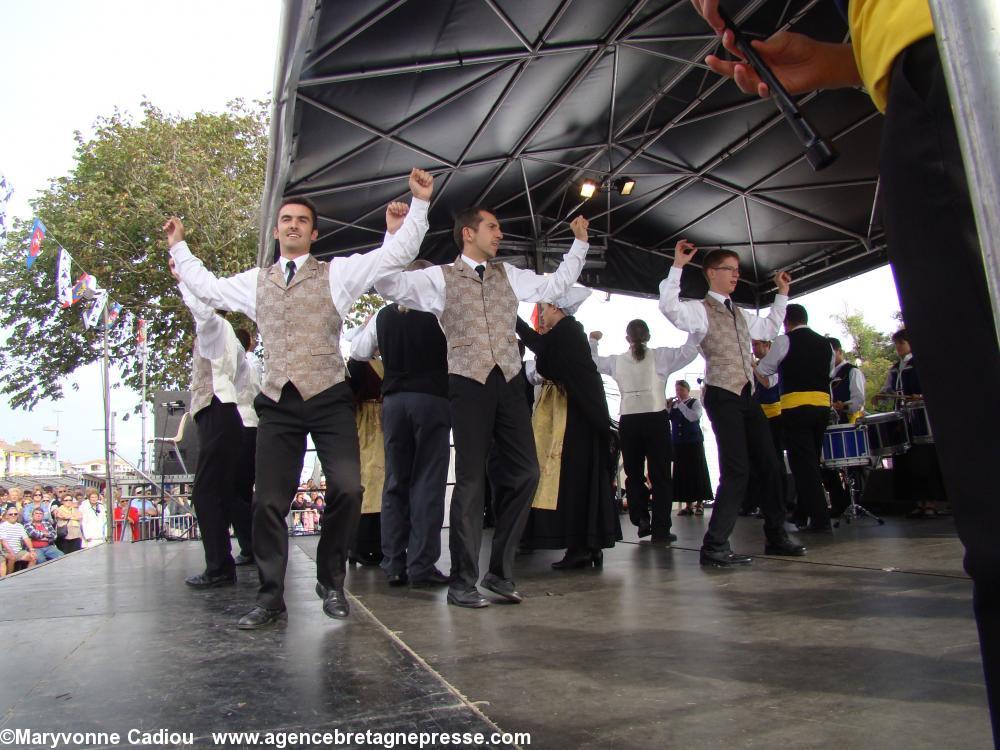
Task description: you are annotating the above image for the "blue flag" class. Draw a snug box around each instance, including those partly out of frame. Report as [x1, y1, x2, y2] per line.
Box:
[27, 218, 46, 269]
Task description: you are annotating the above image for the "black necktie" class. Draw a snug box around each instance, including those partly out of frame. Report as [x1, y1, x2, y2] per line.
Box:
[724, 298, 735, 318]
[285, 260, 296, 285]
[475, 264, 485, 280]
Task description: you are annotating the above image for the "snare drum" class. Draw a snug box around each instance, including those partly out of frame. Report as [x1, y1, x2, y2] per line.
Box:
[822, 424, 871, 468]
[903, 400, 934, 445]
[861, 411, 909, 457]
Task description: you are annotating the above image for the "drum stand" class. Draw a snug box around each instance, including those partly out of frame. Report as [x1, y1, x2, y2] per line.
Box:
[834, 467, 884, 527]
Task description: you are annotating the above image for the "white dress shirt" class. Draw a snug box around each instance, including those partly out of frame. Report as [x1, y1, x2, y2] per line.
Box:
[170, 198, 430, 320]
[755, 325, 837, 388]
[672, 397, 704, 423]
[589, 335, 699, 415]
[235, 352, 262, 427]
[657, 266, 787, 344]
[831, 360, 866, 415]
[349, 312, 381, 361]
[178, 282, 242, 404]
[373, 239, 590, 317]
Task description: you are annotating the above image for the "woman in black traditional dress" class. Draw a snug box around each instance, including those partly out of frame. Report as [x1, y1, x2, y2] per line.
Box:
[515, 287, 620, 569]
[667, 380, 713, 516]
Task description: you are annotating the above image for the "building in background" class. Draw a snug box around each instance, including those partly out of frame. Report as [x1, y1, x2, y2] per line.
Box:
[1, 439, 58, 476]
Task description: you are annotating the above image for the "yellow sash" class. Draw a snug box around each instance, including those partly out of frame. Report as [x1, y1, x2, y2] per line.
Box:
[780, 391, 831, 410]
[530, 382, 568, 510]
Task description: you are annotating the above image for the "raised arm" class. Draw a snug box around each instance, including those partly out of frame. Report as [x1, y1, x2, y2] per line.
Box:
[744, 271, 790, 340]
[332, 170, 434, 315]
[165, 218, 259, 320]
[587, 332, 616, 377]
[652, 333, 699, 381]
[349, 313, 380, 361]
[658, 240, 709, 335]
[374, 265, 446, 317]
[503, 216, 589, 302]
[515, 316, 545, 355]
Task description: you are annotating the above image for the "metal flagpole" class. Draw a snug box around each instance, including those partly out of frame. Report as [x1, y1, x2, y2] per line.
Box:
[102, 306, 115, 543]
[928, 0, 1000, 347]
[140, 327, 148, 472]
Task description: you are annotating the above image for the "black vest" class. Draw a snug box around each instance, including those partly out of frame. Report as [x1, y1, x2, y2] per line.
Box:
[888, 356, 921, 396]
[669, 400, 704, 444]
[830, 361, 856, 404]
[778, 327, 832, 397]
[376, 304, 448, 398]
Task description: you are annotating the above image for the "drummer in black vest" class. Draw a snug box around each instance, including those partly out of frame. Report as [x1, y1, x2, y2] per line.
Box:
[823, 337, 867, 517]
[756, 304, 835, 533]
[878, 329, 946, 517]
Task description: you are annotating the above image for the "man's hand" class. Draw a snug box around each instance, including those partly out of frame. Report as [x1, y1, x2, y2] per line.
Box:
[168, 258, 181, 282]
[163, 217, 184, 248]
[589, 331, 602, 341]
[833, 400, 846, 412]
[774, 270, 791, 296]
[385, 202, 409, 235]
[689, 0, 724, 33]
[408, 168, 434, 201]
[673, 239, 697, 268]
[570, 215, 589, 242]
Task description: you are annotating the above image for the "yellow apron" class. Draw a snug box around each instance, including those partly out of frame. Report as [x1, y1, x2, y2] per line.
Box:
[356, 361, 385, 514]
[530, 382, 568, 510]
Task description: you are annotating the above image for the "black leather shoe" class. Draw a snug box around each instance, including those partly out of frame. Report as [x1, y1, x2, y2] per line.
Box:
[386, 572, 409, 586]
[447, 587, 488, 608]
[699, 549, 753, 567]
[551, 549, 592, 570]
[236, 605, 287, 629]
[764, 538, 807, 556]
[650, 532, 678, 544]
[233, 554, 255, 566]
[410, 569, 450, 588]
[315, 582, 350, 619]
[185, 571, 236, 588]
[636, 522, 652, 538]
[481, 573, 523, 603]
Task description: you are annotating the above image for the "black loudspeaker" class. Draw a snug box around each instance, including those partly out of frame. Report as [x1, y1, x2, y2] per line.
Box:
[152, 390, 200, 475]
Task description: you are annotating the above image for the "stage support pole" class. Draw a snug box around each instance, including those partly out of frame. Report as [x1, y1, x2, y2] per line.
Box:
[102, 306, 115, 542]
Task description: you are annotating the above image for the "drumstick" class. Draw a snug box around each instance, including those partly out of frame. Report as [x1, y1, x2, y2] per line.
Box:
[717, 7, 838, 171]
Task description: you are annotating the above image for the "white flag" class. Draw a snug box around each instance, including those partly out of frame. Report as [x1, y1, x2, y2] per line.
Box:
[56, 248, 74, 307]
[83, 286, 108, 329]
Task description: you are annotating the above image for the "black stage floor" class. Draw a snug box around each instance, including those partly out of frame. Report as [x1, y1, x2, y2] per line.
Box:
[0, 513, 992, 749]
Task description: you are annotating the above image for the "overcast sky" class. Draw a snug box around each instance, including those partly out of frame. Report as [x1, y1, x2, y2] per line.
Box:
[0, 1, 902, 468]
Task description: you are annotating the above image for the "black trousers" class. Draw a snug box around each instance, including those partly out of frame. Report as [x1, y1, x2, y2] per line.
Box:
[702, 384, 788, 552]
[881, 37, 1000, 741]
[380, 391, 450, 580]
[781, 405, 831, 529]
[191, 397, 243, 576]
[252, 382, 362, 609]
[230, 426, 256, 557]
[746, 415, 785, 515]
[448, 368, 539, 592]
[619, 410, 673, 534]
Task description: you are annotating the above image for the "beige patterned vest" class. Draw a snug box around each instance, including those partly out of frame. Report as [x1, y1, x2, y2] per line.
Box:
[438, 257, 521, 384]
[189, 349, 215, 415]
[699, 296, 755, 395]
[255, 255, 344, 401]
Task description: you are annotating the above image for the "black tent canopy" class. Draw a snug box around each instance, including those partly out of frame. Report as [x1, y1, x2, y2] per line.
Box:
[260, 0, 887, 306]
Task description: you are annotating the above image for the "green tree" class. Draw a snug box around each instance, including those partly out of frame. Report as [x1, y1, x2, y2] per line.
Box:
[1, 100, 408, 413]
[833, 310, 898, 414]
[0, 100, 270, 410]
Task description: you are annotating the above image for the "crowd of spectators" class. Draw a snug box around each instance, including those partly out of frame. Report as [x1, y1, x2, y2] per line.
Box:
[1, 479, 324, 577]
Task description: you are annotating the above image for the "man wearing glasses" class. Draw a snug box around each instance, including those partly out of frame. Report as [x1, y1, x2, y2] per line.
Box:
[659, 242, 804, 566]
[21, 492, 51, 525]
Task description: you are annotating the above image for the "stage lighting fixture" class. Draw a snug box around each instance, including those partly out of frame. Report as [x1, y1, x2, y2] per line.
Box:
[615, 177, 636, 196]
[579, 179, 599, 199]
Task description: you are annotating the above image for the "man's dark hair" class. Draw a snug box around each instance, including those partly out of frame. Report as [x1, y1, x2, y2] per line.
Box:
[827, 336, 843, 352]
[701, 249, 740, 279]
[235, 329, 252, 351]
[277, 196, 318, 230]
[891, 328, 908, 343]
[785, 304, 808, 326]
[676, 379, 691, 390]
[453, 206, 493, 249]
